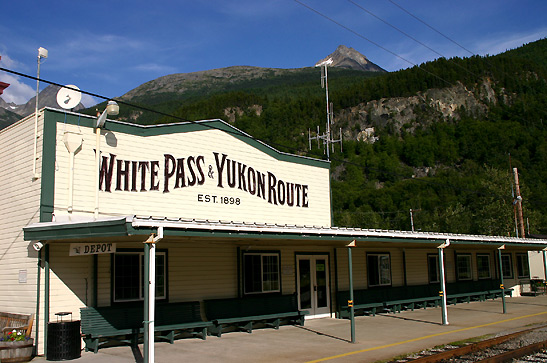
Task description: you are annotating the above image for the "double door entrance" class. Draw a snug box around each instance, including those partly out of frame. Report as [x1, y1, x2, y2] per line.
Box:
[296, 255, 330, 318]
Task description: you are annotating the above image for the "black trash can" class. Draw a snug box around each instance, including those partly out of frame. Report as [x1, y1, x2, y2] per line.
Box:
[46, 313, 81, 361]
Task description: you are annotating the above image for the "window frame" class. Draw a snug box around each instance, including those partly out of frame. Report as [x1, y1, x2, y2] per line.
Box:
[112, 249, 167, 303]
[427, 254, 440, 283]
[367, 252, 392, 287]
[501, 253, 513, 279]
[476, 254, 492, 280]
[516, 253, 530, 279]
[455, 253, 473, 281]
[242, 251, 281, 295]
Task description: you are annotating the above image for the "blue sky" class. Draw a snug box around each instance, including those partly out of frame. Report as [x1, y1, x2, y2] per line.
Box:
[1, 0, 545, 107]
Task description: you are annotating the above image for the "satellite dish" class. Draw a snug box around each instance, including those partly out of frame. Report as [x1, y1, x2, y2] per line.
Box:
[56, 85, 82, 110]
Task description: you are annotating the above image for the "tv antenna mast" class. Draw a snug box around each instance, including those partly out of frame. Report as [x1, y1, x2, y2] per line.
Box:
[309, 58, 342, 160]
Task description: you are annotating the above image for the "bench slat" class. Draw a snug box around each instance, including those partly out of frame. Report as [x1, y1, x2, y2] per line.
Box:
[81, 301, 211, 353]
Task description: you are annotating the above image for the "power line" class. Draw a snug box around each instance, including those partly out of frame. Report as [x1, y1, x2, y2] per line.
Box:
[0, 66, 309, 157]
[348, 0, 480, 79]
[293, 0, 454, 87]
[0, 66, 533, 208]
[386, 0, 476, 57]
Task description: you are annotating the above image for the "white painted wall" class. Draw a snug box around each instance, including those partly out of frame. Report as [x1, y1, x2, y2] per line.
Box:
[0, 112, 45, 350]
[52, 121, 331, 227]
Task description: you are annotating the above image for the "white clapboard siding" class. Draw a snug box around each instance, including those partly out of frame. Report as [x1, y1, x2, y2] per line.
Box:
[52, 122, 331, 227]
[0, 113, 44, 312]
[47, 243, 92, 321]
[0, 113, 46, 352]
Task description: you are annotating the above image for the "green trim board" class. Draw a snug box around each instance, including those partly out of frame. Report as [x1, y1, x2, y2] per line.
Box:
[42, 108, 329, 169]
[24, 217, 131, 240]
[40, 110, 57, 222]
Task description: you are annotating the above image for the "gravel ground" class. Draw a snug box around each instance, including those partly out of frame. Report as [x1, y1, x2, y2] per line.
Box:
[387, 325, 547, 363]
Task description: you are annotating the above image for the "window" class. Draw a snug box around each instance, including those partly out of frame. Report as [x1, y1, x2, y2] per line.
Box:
[428, 254, 439, 283]
[113, 251, 166, 302]
[501, 254, 513, 279]
[456, 254, 472, 280]
[516, 253, 530, 278]
[243, 253, 280, 294]
[367, 253, 391, 287]
[477, 254, 491, 279]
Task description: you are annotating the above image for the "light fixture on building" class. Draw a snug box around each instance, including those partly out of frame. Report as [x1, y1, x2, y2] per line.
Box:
[95, 100, 120, 128]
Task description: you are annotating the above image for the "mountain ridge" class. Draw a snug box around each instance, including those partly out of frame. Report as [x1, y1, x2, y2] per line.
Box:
[315, 45, 386, 72]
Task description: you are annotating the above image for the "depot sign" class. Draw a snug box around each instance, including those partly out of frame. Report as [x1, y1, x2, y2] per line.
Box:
[69, 243, 116, 256]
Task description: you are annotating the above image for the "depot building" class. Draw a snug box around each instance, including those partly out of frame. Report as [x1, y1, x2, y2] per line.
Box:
[1, 107, 546, 356]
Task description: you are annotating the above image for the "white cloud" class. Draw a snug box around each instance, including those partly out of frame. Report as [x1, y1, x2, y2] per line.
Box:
[133, 63, 177, 74]
[473, 29, 547, 56]
[0, 72, 35, 105]
[81, 94, 98, 109]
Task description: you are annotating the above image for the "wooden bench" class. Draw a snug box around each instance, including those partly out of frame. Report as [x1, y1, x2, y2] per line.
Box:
[204, 294, 308, 337]
[81, 301, 212, 353]
[383, 285, 441, 313]
[337, 285, 440, 317]
[336, 290, 384, 318]
[0, 312, 34, 336]
[446, 280, 513, 305]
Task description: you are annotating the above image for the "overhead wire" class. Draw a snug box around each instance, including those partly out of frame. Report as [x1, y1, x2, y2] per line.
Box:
[0, 65, 521, 206]
[386, 0, 476, 57]
[292, 0, 544, 209]
[347, 0, 481, 79]
[293, 0, 454, 88]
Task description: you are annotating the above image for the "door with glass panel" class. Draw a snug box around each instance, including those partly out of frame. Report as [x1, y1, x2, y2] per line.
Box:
[296, 255, 330, 318]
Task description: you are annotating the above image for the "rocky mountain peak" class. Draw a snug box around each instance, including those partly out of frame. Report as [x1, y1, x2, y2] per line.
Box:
[315, 45, 386, 72]
[1, 84, 85, 119]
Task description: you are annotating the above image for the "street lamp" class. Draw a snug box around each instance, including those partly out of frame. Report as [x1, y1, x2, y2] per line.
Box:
[94, 100, 119, 218]
[95, 100, 119, 128]
[33, 47, 48, 179]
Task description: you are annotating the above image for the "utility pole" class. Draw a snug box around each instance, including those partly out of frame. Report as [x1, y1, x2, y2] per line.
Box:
[513, 168, 525, 238]
[409, 209, 420, 232]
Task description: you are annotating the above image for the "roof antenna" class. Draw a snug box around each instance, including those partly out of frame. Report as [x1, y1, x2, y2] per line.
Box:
[308, 58, 342, 160]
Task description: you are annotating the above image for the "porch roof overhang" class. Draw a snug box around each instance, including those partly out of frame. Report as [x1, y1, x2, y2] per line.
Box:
[23, 215, 547, 250]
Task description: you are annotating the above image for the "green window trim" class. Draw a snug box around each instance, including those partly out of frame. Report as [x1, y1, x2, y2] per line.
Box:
[427, 254, 439, 283]
[367, 252, 392, 287]
[242, 251, 281, 295]
[476, 254, 492, 280]
[455, 253, 472, 281]
[501, 253, 513, 279]
[112, 249, 167, 303]
[516, 253, 530, 279]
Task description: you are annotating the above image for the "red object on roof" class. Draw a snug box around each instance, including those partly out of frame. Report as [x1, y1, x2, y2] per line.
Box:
[0, 81, 10, 95]
[0, 56, 9, 95]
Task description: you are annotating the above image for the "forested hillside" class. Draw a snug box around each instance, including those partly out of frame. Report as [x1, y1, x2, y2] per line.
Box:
[100, 38, 547, 236]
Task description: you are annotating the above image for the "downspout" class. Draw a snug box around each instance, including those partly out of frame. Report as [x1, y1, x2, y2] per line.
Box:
[144, 227, 163, 363]
[437, 239, 450, 326]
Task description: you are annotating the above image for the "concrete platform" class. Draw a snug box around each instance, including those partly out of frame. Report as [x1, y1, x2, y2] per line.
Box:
[32, 295, 547, 363]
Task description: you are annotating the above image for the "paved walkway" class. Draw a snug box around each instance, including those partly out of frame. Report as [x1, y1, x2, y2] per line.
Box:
[32, 295, 547, 363]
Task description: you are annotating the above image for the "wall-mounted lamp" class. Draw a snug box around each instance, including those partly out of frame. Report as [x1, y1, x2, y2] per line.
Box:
[33, 242, 44, 251]
[95, 100, 119, 128]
